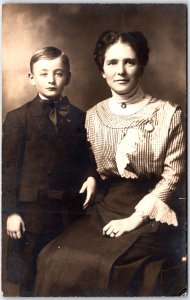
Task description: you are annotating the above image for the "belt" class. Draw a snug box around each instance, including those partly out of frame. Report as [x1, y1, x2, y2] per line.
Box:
[38, 189, 68, 200]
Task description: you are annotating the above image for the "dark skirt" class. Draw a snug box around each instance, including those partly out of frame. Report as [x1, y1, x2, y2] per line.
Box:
[35, 178, 182, 296]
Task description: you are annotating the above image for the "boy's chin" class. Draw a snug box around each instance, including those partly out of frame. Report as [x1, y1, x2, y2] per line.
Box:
[43, 94, 62, 101]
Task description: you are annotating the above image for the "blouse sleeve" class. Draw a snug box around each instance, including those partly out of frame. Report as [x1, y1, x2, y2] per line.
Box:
[135, 108, 185, 226]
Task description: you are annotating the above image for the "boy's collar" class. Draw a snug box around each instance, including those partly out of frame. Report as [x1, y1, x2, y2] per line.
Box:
[38, 93, 64, 102]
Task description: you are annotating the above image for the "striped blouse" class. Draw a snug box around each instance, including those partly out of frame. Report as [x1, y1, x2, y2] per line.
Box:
[85, 96, 185, 226]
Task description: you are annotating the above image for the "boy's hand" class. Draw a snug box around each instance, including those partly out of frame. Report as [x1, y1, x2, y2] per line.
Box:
[7, 214, 26, 239]
[79, 176, 96, 209]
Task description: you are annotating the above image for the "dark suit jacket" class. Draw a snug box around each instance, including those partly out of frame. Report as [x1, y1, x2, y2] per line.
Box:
[2, 95, 96, 214]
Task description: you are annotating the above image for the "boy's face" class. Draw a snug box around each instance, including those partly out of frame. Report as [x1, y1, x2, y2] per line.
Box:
[29, 56, 71, 100]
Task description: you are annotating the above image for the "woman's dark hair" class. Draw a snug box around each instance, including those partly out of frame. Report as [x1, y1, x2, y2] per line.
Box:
[94, 30, 150, 72]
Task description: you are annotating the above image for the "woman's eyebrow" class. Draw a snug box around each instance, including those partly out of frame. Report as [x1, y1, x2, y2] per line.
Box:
[106, 59, 118, 62]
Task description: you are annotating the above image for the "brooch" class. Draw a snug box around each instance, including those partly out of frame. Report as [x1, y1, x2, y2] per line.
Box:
[144, 122, 154, 132]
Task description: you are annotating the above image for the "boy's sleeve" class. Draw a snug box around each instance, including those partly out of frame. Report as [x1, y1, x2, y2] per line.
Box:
[2, 110, 26, 215]
[83, 135, 100, 182]
[78, 112, 100, 183]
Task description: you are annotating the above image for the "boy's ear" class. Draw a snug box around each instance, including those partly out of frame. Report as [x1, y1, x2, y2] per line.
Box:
[65, 71, 71, 86]
[102, 72, 106, 79]
[28, 73, 36, 86]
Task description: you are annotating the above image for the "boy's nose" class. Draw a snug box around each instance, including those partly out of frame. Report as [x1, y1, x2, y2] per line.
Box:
[48, 74, 55, 84]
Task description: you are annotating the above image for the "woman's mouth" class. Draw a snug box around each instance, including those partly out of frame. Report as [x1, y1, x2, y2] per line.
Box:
[115, 79, 129, 83]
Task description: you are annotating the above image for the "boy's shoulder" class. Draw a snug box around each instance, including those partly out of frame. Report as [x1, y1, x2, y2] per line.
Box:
[7, 95, 38, 116]
[69, 103, 86, 124]
[4, 96, 39, 127]
[70, 103, 85, 116]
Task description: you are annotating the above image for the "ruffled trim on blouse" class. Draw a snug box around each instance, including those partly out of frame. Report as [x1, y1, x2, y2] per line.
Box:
[135, 194, 178, 226]
[116, 127, 143, 178]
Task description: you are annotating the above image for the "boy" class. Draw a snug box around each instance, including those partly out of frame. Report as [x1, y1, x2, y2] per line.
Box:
[2, 47, 96, 296]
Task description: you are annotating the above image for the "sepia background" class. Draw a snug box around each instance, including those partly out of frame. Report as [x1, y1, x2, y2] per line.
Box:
[3, 3, 187, 120]
[2, 3, 187, 296]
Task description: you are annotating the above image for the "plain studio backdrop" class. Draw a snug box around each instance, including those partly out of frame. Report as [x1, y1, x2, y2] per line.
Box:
[2, 4, 186, 119]
[2, 3, 187, 296]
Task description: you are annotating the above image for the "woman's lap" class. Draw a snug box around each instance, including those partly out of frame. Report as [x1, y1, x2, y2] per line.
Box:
[35, 181, 181, 296]
[35, 212, 179, 296]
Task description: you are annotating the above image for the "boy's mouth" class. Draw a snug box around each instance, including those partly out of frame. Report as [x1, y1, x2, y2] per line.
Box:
[46, 87, 57, 91]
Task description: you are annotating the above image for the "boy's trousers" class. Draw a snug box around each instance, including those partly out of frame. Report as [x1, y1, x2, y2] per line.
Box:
[6, 193, 84, 291]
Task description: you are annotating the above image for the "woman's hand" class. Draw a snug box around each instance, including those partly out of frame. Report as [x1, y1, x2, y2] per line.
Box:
[102, 212, 144, 238]
[7, 213, 26, 239]
[79, 176, 96, 209]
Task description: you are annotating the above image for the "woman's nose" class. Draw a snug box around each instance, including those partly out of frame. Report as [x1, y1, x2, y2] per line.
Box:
[117, 63, 125, 75]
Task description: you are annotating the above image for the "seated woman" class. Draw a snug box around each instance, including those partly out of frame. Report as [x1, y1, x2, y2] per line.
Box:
[34, 30, 185, 296]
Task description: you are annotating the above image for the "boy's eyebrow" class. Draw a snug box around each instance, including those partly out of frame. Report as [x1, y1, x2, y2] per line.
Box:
[39, 68, 65, 71]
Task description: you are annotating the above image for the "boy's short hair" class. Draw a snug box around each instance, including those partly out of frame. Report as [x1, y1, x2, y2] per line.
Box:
[30, 46, 70, 73]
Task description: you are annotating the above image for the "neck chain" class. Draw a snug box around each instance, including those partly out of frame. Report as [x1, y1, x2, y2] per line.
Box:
[111, 84, 145, 108]
[108, 85, 151, 116]
[118, 95, 145, 109]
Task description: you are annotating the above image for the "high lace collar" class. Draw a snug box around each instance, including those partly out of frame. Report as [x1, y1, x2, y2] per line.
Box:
[109, 84, 150, 116]
[111, 83, 145, 104]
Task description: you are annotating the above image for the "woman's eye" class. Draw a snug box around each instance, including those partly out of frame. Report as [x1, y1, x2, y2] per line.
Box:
[107, 60, 117, 66]
[40, 73, 48, 77]
[126, 60, 136, 66]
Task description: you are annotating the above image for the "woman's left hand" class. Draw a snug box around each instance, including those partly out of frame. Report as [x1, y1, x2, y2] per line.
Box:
[102, 212, 144, 238]
[79, 176, 96, 209]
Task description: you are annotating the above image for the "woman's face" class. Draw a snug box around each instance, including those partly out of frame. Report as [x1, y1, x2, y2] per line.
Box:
[102, 41, 142, 95]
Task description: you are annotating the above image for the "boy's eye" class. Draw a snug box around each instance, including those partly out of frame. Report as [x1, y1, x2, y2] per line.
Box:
[40, 73, 48, 77]
[55, 72, 64, 77]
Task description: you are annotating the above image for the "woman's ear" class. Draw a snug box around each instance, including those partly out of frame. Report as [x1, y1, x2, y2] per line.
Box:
[28, 73, 36, 86]
[138, 66, 144, 77]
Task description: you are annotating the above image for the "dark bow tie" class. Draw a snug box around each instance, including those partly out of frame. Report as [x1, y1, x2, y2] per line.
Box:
[42, 96, 70, 127]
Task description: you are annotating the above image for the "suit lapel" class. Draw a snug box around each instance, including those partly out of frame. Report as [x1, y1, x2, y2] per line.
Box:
[28, 95, 57, 140]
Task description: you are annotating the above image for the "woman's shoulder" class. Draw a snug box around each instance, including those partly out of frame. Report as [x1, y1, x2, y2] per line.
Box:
[88, 98, 108, 110]
[147, 97, 183, 130]
[86, 98, 109, 116]
[149, 96, 181, 114]
[151, 96, 179, 107]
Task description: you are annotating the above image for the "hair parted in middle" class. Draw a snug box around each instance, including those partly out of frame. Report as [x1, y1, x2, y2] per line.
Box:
[94, 30, 150, 72]
[30, 46, 70, 73]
